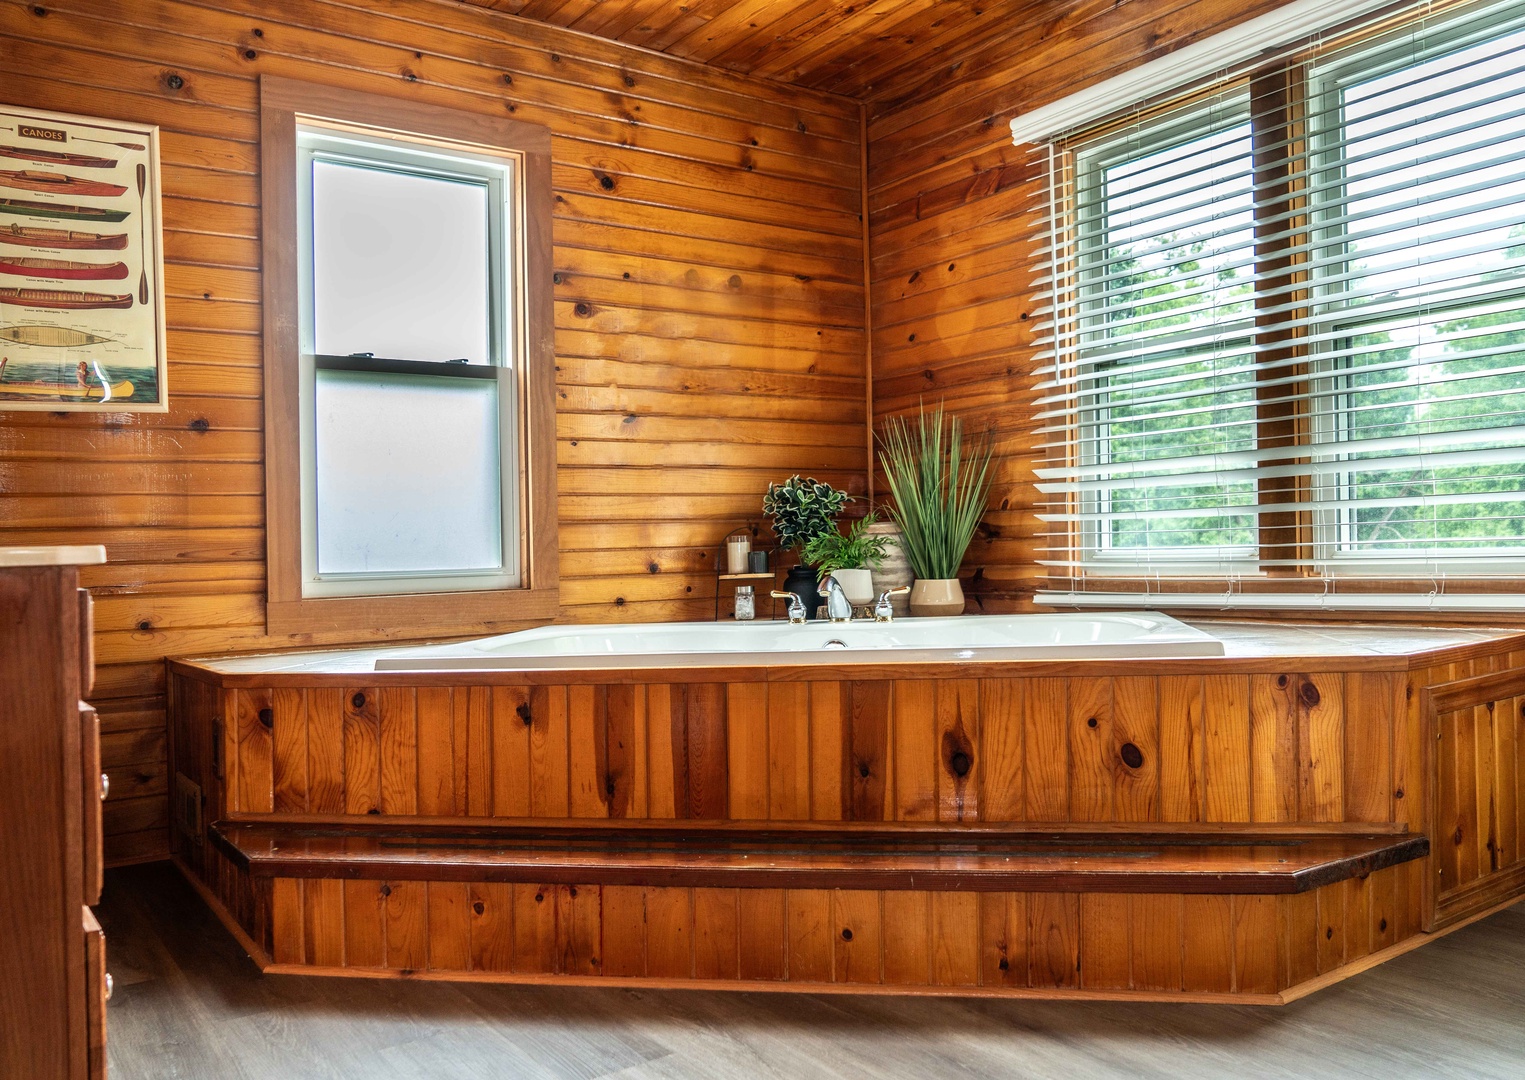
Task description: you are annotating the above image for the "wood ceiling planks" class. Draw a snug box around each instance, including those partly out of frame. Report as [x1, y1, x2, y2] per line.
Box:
[463, 0, 1039, 102]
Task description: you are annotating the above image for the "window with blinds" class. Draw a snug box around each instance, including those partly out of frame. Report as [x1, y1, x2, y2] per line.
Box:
[1035, 0, 1525, 607]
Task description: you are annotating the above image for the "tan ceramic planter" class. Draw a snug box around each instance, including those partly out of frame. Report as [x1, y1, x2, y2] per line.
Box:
[909, 578, 964, 617]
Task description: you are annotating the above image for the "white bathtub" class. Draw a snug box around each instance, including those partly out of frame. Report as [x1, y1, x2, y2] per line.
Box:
[371, 612, 1223, 671]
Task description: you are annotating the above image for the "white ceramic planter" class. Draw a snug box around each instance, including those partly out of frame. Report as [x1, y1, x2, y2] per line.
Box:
[827, 567, 875, 607]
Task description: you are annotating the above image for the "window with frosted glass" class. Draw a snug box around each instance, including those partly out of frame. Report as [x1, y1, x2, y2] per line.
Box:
[296, 125, 520, 597]
[314, 369, 502, 575]
[311, 162, 492, 364]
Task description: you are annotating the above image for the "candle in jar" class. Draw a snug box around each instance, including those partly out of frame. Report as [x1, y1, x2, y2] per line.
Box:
[725, 534, 751, 575]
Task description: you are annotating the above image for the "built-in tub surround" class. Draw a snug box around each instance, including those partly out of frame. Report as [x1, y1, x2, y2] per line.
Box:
[167, 620, 1525, 1001]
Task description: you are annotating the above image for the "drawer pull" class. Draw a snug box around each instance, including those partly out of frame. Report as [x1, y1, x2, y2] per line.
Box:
[104, 973, 113, 1001]
[100, 773, 109, 801]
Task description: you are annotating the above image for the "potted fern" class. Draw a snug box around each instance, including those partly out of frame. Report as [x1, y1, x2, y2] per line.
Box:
[800, 512, 892, 608]
[878, 402, 994, 617]
[762, 475, 851, 619]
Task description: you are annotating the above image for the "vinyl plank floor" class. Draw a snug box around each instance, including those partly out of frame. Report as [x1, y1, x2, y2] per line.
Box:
[100, 865, 1525, 1080]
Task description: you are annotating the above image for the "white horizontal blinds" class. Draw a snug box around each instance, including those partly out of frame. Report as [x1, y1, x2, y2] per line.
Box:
[1073, 90, 1260, 566]
[1031, 0, 1525, 588]
[1313, 9, 1525, 566]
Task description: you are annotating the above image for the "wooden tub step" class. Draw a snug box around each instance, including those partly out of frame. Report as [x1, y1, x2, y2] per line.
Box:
[210, 820, 1428, 895]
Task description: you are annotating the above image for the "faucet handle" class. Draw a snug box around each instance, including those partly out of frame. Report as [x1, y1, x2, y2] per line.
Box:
[873, 586, 911, 623]
[770, 590, 808, 624]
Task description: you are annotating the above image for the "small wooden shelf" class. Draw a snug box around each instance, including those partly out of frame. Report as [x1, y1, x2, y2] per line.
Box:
[715, 526, 777, 619]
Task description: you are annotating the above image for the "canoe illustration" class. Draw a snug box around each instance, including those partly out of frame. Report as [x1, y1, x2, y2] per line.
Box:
[0, 377, 133, 401]
[0, 256, 129, 280]
[0, 324, 115, 348]
[0, 287, 132, 310]
[0, 144, 116, 170]
[0, 199, 130, 223]
[0, 223, 128, 250]
[0, 357, 131, 402]
[0, 170, 128, 198]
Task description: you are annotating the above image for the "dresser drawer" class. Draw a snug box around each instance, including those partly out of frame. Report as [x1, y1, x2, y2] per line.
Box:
[83, 907, 107, 1080]
[80, 704, 104, 907]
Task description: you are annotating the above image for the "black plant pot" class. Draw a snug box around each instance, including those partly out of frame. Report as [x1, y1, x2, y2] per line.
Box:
[782, 563, 823, 621]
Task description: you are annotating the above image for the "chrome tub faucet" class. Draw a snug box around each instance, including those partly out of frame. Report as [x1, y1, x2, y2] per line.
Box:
[818, 575, 854, 624]
[772, 581, 907, 624]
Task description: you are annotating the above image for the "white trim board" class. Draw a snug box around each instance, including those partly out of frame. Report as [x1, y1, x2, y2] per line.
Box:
[1008, 0, 1416, 145]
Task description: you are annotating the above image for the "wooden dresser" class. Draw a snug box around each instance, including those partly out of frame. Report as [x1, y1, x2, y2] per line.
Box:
[0, 546, 109, 1079]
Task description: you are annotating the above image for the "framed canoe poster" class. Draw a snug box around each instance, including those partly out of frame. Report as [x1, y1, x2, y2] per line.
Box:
[0, 104, 167, 411]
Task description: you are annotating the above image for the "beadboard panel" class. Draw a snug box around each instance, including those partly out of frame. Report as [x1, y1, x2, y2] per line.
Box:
[0, 0, 867, 863]
[243, 863, 1418, 1000]
[186, 671, 1411, 831]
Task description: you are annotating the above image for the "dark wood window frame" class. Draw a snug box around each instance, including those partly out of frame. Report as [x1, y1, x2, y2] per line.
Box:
[259, 76, 559, 638]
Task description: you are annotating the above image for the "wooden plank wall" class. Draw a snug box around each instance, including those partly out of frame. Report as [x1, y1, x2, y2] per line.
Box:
[0, 0, 868, 864]
[864, 0, 1298, 610]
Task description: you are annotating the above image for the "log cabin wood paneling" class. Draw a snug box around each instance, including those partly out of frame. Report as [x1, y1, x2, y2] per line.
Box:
[0, 0, 869, 865]
[9, 0, 1511, 875]
[864, 0, 1303, 612]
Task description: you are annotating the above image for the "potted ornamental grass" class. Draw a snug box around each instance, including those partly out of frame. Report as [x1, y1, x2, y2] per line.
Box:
[877, 402, 994, 617]
[800, 511, 893, 608]
[762, 475, 850, 619]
